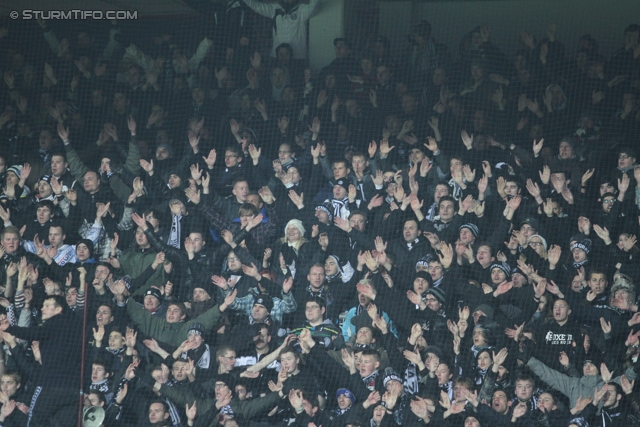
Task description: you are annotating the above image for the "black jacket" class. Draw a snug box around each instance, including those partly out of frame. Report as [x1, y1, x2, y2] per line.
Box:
[7, 310, 83, 388]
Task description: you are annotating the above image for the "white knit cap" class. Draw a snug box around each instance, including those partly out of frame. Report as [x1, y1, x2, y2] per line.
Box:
[285, 219, 305, 237]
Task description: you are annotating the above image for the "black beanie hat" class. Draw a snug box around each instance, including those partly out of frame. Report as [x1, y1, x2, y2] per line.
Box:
[77, 239, 95, 259]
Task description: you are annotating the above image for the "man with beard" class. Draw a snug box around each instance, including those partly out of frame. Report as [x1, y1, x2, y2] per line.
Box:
[342, 283, 395, 343]
[189, 281, 217, 318]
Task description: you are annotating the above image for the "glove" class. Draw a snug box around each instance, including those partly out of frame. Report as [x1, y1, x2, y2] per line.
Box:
[517, 337, 533, 364]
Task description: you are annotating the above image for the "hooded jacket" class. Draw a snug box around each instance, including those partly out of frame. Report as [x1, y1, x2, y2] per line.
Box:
[526, 356, 637, 408]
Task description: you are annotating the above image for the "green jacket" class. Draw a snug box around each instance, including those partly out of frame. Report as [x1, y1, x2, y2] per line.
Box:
[526, 357, 637, 407]
[65, 137, 140, 185]
[158, 383, 282, 421]
[127, 298, 222, 347]
[119, 247, 165, 294]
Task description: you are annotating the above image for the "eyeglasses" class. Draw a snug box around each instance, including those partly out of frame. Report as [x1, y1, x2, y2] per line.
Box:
[306, 305, 321, 310]
[619, 154, 630, 159]
[225, 154, 239, 159]
[278, 150, 291, 154]
[146, 216, 156, 220]
[227, 257, 240, 262]
[602, 199, 615, 204]
[425, 297, 438, 303]
[529, 241, 543, 246]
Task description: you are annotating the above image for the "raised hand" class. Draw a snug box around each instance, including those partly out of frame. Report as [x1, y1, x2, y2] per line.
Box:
[538, 165, 551, 185]
[140, 159, 154, 174]
[462, 164, 476, 182]
[93, 325, 105, 345]
[185, 187, 200, 204]
[185, 401, 197, 421]
[340, 348, 357, 373]
[287, 189, 304, 209]
[356, 280, 376, 300]
[506, 195, 522, 211]
[202, 149, 216, 168]
[125, 328, 137, 349]
[620, 375, 635, 395]
[512, 402, 527, 419]
[493, 347, 509, 367]
[568, 395, 591, 417]
[460, 130, 473, 149]
[621, 234, 637, 252]
[410, 396, 431, 421]
[532, 138, 544, 157]
[19, 163, 31, 183]
[308, 116, 321, 135]
[379, 138, 395, 157]
[558, 348, 575, 367]
[593, 385, 607, 406]
[131, 213, 148, 230]
[95, 202, 111, 221]
[625, 329, 640, 347]
[316, 90, 328, 109]
[223, 289, 237, 309]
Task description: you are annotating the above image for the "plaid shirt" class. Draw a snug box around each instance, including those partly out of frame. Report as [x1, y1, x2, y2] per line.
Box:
[222, 286, 297, 323]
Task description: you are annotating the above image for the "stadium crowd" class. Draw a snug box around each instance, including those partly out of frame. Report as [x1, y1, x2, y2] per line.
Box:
[0, 1, 639, 426]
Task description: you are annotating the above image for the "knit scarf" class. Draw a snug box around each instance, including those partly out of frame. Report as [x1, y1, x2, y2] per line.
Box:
[307, 285, 333, 307]
[439, 381, 453, 399]
[572, 259, 588, 269]
[332, 197, 349, 219]
[333, 406, 350, 417]
[39, 148, 53, 169]
[183, 344, 211, 369]
[356, 181, 366, 202]
[475, 366, 489, 385]
[426, 202, 438, 222]
[406, 238, 420, 251]
[471, 344, 490, 357]
[362, 370, 379, 391]
[105, 346, 125, 357]
[90, 379, 110, 394]
[355, 304, 367, 317]
[168, 214, 182, 249]
[326, 271, 342, 283]
[404, 362, 419, 395]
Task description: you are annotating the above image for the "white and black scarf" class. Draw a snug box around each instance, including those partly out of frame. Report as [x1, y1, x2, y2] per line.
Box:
[168, 213, 183, 249]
